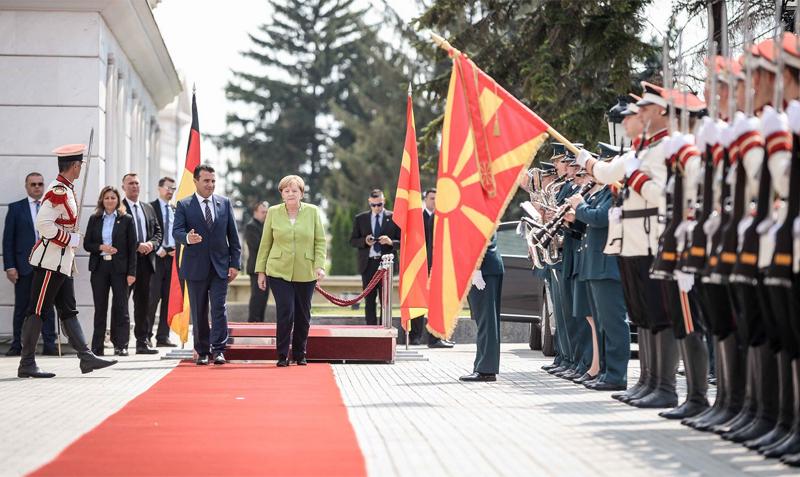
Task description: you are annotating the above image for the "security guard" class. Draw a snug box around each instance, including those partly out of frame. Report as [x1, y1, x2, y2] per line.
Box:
[17, 144, 117, 378]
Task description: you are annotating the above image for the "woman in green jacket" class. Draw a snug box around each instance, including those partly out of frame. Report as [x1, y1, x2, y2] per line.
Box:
[256, 175, 327, 367]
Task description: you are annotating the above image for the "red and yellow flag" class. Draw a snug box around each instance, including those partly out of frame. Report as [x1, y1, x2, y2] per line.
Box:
[393, 90, 429, 331]
[167, 92, 201, 343]
[427, 52, 550, 339]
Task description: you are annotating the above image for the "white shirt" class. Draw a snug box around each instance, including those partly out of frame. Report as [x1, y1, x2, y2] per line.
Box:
[424, 207, 435, 217]
[158, 198, 174, 248]
[28, 196, 41, 240]
[195, 192, 216, 222]
[126, 197, 147, 242]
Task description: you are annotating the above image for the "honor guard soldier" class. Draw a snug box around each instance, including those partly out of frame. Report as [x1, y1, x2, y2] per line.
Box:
[17, 144, 118, 378]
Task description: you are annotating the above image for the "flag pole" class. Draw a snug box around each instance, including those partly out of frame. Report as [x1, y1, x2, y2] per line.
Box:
[430, 33, 580, 156]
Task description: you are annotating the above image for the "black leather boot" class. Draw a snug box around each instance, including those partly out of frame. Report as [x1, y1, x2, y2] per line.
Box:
[630, 329, 679, 409]
[724, 343, 778, 442]
[694, 334, 745, 431]
[622, 329, 658, 404]
[660, 332, 709, 419]
[762, 359, 800, 458]
[61, 317, 117, 374]
[713, 346, 757, 435]
[747, 350, 793, 450]
[17, 315, 55, 378]
[614, 328, 650, 402]
[684, 335, 724, 428]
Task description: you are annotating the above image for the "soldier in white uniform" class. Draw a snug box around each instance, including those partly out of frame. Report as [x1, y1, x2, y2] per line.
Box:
[17, 144, 117, 378]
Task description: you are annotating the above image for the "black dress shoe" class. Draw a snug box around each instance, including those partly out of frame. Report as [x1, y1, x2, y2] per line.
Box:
[587, 381, 627, 391]
[156, 339, 177, 347]
[91, 348, 104, 357]
[42, 347, 59, 356]
[459, 372, 497, 382]
[136, 345, 159, 355]
[573, 373, 597, 384]
[119, 349, 129, 357]
[541, 363, 560, 371]
[277, 356, 289, 367]
[295, 357, 308, 366]
[428, 340, 454, 349]
[18, 365, 56, 378]
[196, 355, 209, 365]
[213, 353, 226, 365]
[5, 347, 21, 357]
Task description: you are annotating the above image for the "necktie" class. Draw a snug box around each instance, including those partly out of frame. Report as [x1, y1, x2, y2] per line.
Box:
[34, 201, 40, 240]
[133, 204, 145, 243]
[204, 199, 213, 229]
[163, 204, 171, 247]
[372, 214, 381, 254]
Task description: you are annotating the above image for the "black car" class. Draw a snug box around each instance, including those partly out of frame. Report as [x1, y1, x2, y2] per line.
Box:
[496, 221, 555, 356]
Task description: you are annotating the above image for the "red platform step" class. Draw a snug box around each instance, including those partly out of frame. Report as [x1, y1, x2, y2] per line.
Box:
[226, 323, 397, 363]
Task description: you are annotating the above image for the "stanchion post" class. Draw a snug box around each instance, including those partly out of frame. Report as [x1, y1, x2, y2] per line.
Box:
[380, 254, 394, 329]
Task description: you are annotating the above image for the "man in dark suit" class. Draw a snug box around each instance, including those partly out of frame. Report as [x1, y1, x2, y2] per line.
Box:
[148, 177, 177, 347]
[2, 172, 56, 356]
[349, 189, 401, 325]
[244, 201, 270, 322]
[173, 164, 241, 365]
[121, 172, 162, 355]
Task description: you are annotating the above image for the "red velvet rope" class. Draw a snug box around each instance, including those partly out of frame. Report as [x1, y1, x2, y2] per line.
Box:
[315, 268, 387, 307]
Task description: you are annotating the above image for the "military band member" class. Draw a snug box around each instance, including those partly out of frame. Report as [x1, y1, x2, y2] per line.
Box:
[17, 144, 117, 378]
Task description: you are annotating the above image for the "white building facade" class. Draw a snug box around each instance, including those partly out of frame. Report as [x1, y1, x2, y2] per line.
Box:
[0, 0, 181, 335]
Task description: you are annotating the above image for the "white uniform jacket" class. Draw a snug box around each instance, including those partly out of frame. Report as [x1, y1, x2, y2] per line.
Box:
[28, 176, 78, 277]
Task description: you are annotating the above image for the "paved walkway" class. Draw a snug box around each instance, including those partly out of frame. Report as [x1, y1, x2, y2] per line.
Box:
[1, 344, 798, 476]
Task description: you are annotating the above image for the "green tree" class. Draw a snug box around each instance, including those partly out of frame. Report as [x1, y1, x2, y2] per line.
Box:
[220, 0, 367, 206]
[328, 204, 359, 275]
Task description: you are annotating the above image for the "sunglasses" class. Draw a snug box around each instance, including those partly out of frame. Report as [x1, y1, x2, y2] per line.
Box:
[162, 186, 176, 191]
[29, 182, 44, 187]
[369, 203, 384, 207]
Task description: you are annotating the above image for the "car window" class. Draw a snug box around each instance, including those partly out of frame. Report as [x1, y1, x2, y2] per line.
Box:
[496, 222, 528, 257]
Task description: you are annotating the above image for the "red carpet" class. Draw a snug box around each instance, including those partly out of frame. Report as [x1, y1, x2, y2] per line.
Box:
[30, 363, 366, 477]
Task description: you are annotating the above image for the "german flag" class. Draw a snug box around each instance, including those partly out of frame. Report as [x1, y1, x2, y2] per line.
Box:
[394, 89, 428, 331]
[167, 92, 201, 343]
[427, 52, 550, 339]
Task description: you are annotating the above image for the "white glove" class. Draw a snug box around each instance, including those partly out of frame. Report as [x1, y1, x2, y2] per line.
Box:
[794, 216, 800, 237]
[760, 105, 788, 137]
[786, 100, 800, 134]
[720, 123, 735, 149]
[472, 270, 486, 290]
[575, 148, 592, 167]
[68, 233, 81, 247]
[608, 206, 622, 223]
[624, 155, 641, 178]
[734, 112, 760, 140]
[674, 270, 695, 292]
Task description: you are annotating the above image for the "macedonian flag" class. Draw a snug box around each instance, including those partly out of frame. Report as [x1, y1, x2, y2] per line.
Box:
[427, 49, 550, 339]
[166, 92, 201, 344]
[394, 89, 428, 331]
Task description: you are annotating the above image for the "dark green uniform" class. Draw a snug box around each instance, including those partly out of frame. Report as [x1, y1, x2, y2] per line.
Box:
[468, 234, 505, 374]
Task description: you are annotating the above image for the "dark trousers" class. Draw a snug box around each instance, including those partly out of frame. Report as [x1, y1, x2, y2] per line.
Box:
[129, 256, 154, 346]
[269, 276, 315, 359]
[90, 261, 130, 352]
[248, 274, 270, 322]
[26, 267, 78, 322]
[361, 258, 382, 325]
[617, 255, 670, 331]
[147, 254, 173, 342]
[186, 271, 229, 356]
[548, 267, 572, 366]
[587, 279, 630, 386]
[468, 274, 503, 374]
[11, 271, 56, 350]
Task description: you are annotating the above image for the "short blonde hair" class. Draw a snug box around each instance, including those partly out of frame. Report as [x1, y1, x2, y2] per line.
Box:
[278, 175, 305, 193]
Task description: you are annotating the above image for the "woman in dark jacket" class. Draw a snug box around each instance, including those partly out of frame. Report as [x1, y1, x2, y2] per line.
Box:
[84, 186, 137, 356]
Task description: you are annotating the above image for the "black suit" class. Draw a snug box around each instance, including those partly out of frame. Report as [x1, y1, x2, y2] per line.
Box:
[122, 198, 162, 348]
[84, 212, 137, 352]
[349, 209, 400, 325]
[148, 199, 175, 343]
[244, 218, 270, 322]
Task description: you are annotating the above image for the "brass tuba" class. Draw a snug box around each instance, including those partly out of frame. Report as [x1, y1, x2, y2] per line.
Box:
[519, 169, 565, 268]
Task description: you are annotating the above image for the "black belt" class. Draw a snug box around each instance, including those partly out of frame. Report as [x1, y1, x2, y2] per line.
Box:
[621, 208, 659, 219]
[369, 256, 383, 261]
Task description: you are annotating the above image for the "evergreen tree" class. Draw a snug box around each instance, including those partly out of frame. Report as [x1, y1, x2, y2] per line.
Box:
[328, 204, 359, 275]
[221, 0, 367, 206]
